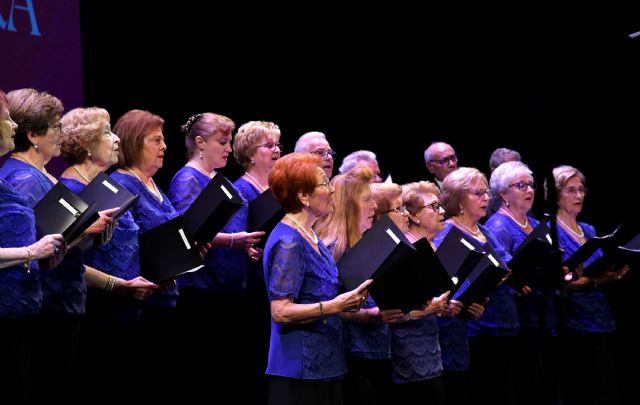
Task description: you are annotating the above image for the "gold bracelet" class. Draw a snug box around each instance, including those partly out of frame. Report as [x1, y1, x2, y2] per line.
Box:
[23, 246, 32, 271]
[318, 301, 327, 324]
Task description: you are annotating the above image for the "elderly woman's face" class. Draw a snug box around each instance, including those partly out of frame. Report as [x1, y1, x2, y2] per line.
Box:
[89, 122, 119, 169]
[415, 192, 445, 237]
[356, 184, 377, 234]
[461, 178, 490, 223]
[37, 117, 64, 161]
[387, 197, 410, 233]
[0, 108, 17, 155]
[557, 176, 586, 216]
[307, 168, 334, 218]
[501, 173, 535, 214]
[251, 136, 281, 171]
[139, 128, 166, 172]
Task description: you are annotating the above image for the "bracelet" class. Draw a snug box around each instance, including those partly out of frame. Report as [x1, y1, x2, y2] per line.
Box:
[105, 275, 117, 294]
[319, 301, 327, 324]
[23, 246, 32, 271]
[229, 233, 235, 248]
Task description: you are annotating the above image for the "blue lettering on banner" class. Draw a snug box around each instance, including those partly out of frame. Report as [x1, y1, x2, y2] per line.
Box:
[0, 0, 42, 37]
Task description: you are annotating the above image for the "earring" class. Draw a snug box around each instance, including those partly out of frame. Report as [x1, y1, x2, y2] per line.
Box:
[87, 151, 92, 157]
[32, 143, 38, 150]
[251, 159, 255, 165]
[505, 200, 510, 207]
[199, 151, 204, 160]
[460, 207, 464, 215]
[415, 219, 420, 225]
[305, 202, 310, 207]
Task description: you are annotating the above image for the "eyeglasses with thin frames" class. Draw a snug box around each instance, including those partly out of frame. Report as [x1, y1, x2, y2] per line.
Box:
[257, 141, 283, 151]
[315, 178, 332, 190]
[429, 154, 457, 166]
[386, 205, 408, 215]
[468, 188, 493, 198]
[562, 186, 587, 195]
[509, 181, 536, 191]
[419, 201, 443, 212]
[311, 149, 337, 159]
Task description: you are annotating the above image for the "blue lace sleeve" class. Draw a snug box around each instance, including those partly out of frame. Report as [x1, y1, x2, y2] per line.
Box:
[167, 167, 209, 215]
[266, 233, 306, 301]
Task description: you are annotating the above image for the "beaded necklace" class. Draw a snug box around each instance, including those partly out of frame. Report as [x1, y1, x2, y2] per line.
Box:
[72, 165, 91, 184]
[244, 171, 267, 192]
[557, 216, 585, 238]
[127, 168, 163, 203]
[285, 213, 318, 244]
[11, 153, 57, 184]
[499, 207, 528, 229]
[452, 216, 482, 237]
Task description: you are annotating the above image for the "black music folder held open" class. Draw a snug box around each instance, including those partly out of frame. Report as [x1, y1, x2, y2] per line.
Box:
[580, 228, 639, 277]
[248, 189, 284, 247]
[33, 181, 100, 242]
[182, 173, 243, 244]
[337, 215, 417, 311]
[435, 226, 485, 290]
[79, 172, 139, 221]
[452, 241, 510, 308]
[139, 216, 204, 283]
[563, 224, 623, 271]
[402, 238, 456, 303]
[506, 222, 562, 290]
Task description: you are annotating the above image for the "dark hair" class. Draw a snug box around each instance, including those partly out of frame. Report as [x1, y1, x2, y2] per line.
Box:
[114, 109, 164, 168]
[7, 88, 64, 152]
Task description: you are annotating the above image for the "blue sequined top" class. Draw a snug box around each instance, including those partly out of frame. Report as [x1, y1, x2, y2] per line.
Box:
[61, 177, 143, 323]
[111, 171, 178, 308]
[556, 222, 615, 334]
[0, 158, 86, 315]
[264, 222, 346, 381]
[486, 213, 557, 334]
[168, 167, 248, 295]
[0, 178, 41, 318]
[390, 315, 442, 383]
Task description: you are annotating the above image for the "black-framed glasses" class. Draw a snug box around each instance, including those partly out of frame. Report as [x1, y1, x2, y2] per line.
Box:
[386, 205, 408, 215]
[428, 154, 457, 166]
[315, 178, 332, 190]
[468, 188, 493, 198]
[48, 122, 62, 133]
[421, 201, 443, 212]
[509, 181, 536, 191]
[257, 141, 282, 151]
[562, 186, 587, 195]
[311, 149, 337, 159]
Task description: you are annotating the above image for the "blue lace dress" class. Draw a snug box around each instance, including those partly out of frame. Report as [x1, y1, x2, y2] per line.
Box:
[168, 167, 248, 295]
[264, 222, 346, 380]
[111, 171, 178, 308]
[557, 223, 615, 334]
[0, 178, 41, 318]
[61, 177, 143, 324]
[0, 158, 85, 315]
[486, 213, 557, 334]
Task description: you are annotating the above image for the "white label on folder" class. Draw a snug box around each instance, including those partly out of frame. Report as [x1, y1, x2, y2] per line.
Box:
[487, 254, 499, 267]
[460, 238, 475, 251]
[58, 198, 79, 216]
[220, 185, 233, 199]
[178, 228, 192, 250]
[545, 233, 553, 244]
[451, 276, 459, 285]
[102, 180, 119, 194]
[386, 228, 400, 244]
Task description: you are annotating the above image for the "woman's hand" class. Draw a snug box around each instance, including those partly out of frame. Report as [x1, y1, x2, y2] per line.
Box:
[230, 231, 265, 250]
[334, 279, 373, 313]
[113, 276, 159, 300]
[446, 299, 463, 317]
[248, 246, 263, 261]
[466, 299, 488, 320]
[48, 242, 69, 268]
[29, 233, 64, 260]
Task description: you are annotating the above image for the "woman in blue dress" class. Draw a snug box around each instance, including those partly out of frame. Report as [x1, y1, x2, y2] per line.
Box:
[264, 153, 372, 405]
[0, 89, 64, 404]
[552, 165, 627, 405]
[58, 106, 159, 403]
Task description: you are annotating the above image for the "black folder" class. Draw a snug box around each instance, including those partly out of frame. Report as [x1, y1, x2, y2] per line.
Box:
[402, 238, 456, 302]
[248, 189, 284, 248]
[138, 216, 204, 283]
[33, 182, 100, 242]
[337, 214, 415, 290]
[435, 226, 485, 291]
[563, 224, 623, 270]
[506, 222, 562, 290]
[581, 230, 640, 277]
[79, 172, 139, 221]
[182, 173, 244, 244]
[452, 241, 510, 308]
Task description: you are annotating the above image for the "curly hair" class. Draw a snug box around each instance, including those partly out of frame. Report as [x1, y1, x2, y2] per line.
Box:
[233, 121, 281, 170]
[60, 107, 111, 164]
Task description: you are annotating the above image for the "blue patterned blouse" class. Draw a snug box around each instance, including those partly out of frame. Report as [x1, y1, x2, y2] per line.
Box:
[111, 171, 178, 308]
[168, 167, 247, 295]
[0, 158, 86, 315]
[0, 179, 41, 318]
[486, 213, 557, 334]
[61, 177, 142, 323]
[264, 222, 346, 381]
[390, 315, 442, 383]
[556, 222, 615, 334]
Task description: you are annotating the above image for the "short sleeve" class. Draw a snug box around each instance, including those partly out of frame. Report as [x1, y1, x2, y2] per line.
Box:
[266, 235, 306, 301]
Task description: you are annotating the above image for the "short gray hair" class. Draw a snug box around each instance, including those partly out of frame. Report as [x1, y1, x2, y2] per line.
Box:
[490, 161, 532, 195]
[294, 131, 326, 152]
[339, 150, 377, 174]
[489, 147, 521, 170]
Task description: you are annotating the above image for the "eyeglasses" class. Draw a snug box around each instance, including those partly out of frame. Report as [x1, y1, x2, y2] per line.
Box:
[509, 181, 536, 191]
[315, 178, 332, 190]
[420, 201, 443, 212]
[386, 205, 408, 215]
[257, 141, 282, 151]
[468, 188, 493, 198]
[428, 154, 457, 166]
[311, 149, 337, 159]
[562, 186, 587, 195]
[48, 122, 62, 134]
